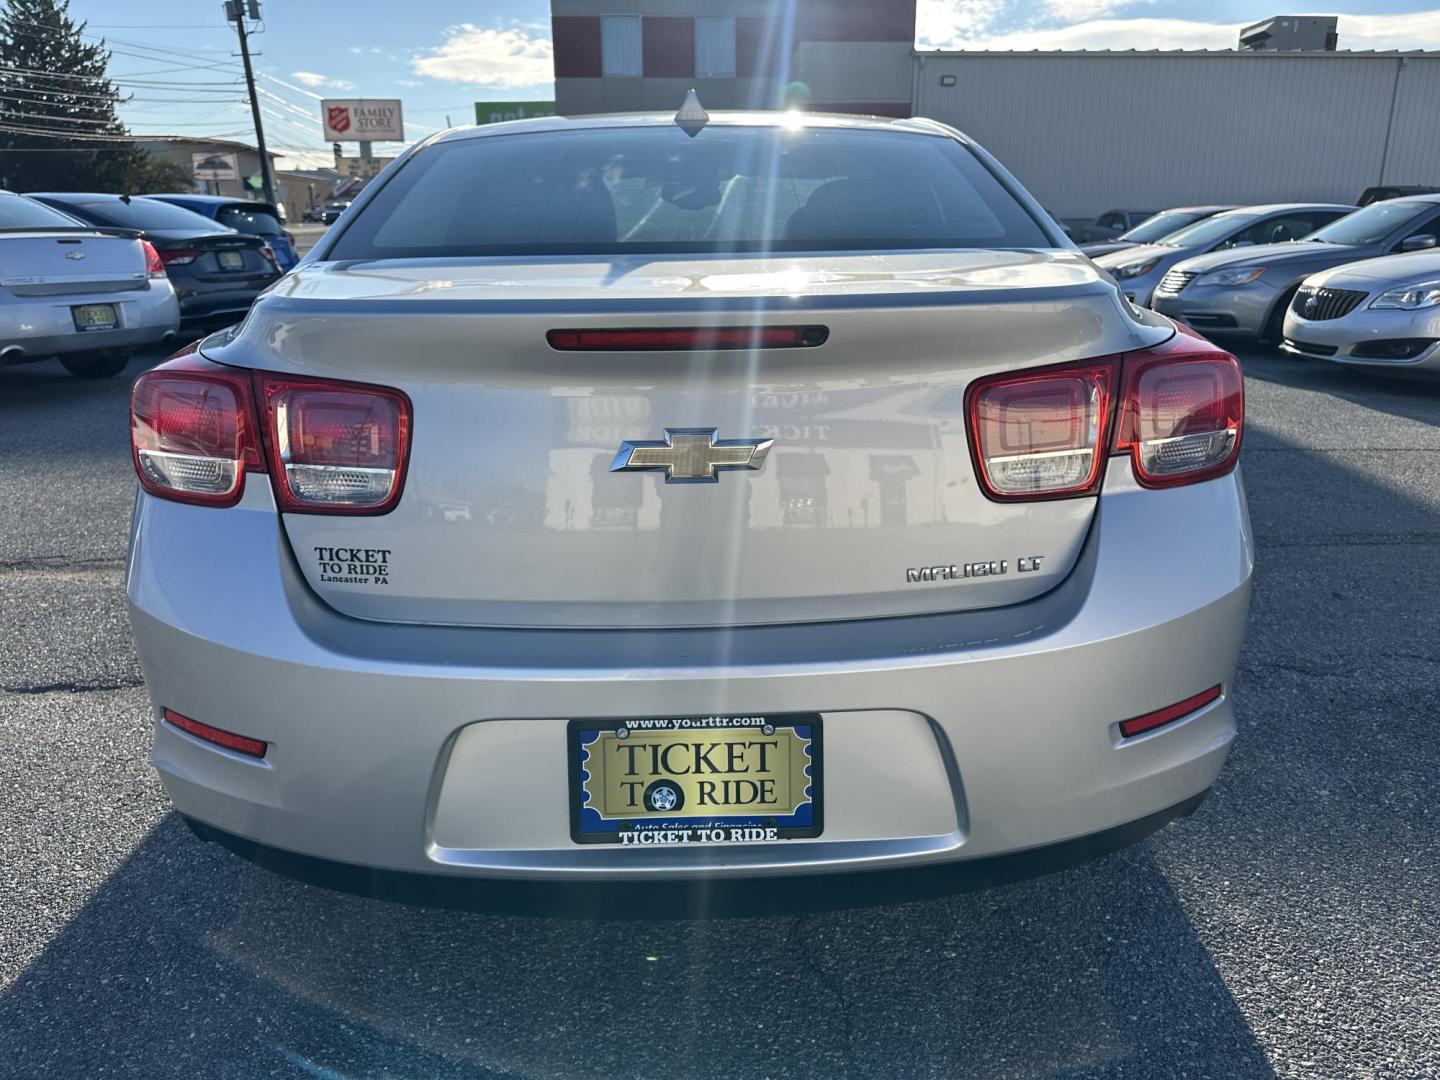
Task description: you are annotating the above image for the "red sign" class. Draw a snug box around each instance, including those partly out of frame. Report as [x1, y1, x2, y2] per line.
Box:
[326, 105, 351, 134]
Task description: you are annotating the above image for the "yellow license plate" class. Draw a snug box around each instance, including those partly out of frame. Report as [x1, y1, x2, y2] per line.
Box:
[569, 715, 822, 845]
[71, 303, 117, 331]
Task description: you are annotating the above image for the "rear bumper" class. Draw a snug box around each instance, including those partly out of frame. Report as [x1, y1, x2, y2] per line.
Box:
[127, 460, 1253, 882]
[0, 282, 179, 360]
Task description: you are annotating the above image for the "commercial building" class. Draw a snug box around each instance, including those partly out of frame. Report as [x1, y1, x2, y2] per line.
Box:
[551, 0, 914, 116]
[1240, 15, 1339, 51]
[134, 136, 277, 200]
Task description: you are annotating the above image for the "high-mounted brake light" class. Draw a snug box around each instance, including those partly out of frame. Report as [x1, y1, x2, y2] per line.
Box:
[547, 326, 828, 351]
[131, 349, 261, 507]
[256, 375, 411, 514]
[164, 708, 267, 758]
[966, 329, 1243, 501]
[131, 351, 411, 515]
[1119, 685, 1222, 738]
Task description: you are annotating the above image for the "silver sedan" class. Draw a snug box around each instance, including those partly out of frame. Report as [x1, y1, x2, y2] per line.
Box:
[1282, 251, 1440, 373]
[124, 109, 1251, 896]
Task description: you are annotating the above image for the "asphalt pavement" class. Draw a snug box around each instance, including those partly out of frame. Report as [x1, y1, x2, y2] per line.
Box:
[1, 345, 1438, 1079]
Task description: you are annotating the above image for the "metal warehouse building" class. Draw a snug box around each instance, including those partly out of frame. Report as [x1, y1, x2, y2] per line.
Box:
[911, 50, 1440, 219]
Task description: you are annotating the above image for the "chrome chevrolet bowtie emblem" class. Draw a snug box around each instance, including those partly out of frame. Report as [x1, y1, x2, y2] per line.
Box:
[611, 428, 773, 483]
[64, 251, 86, 260]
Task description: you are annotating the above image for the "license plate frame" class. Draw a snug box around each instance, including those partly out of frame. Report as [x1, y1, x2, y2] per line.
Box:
[568, 714, 823, 846]
[216, 250, 245, 270]
[70, 302, 118, 332]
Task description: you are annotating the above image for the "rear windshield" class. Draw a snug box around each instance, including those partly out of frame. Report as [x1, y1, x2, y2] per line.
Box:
[218, 206, 283, 235]
[67, 198, 223, 232]
[0, 193, 82, 229]
[328, 124, 1053, 259]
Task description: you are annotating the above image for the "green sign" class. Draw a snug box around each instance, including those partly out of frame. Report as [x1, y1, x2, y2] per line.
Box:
[474, 100, 555, 125]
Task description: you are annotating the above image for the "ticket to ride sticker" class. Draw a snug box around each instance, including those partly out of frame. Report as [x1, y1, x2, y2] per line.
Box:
[569, 714, 822, 845]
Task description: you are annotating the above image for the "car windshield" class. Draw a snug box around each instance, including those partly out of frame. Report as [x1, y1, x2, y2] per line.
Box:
[1305, 201, 1433, 245]
[1118, 211, 1206, 243]
[0, 193, 82, 228]
[65, 198, 225, 231]
[217, 206, 284, 236]
[328, 124, 1053, 259]
[1156, 213, 1258, 248]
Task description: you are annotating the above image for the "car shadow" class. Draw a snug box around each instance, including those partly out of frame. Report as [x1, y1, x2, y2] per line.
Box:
[1240, 347, 1440, 429]
[0, 812, 1274, 1079]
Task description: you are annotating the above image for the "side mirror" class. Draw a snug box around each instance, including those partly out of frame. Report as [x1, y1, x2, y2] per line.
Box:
[1398, 234, 1437, 252]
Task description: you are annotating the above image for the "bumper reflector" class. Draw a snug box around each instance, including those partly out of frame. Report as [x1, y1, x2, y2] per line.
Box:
[1119, 685, 1222, 738]
[163, 708, 267, 758]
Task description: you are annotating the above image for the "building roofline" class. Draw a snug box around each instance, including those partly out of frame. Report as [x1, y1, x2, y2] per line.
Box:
[132, 134, 279, 158]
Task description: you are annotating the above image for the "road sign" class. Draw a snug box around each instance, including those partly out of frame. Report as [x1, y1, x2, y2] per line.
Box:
[474, 100, 555, 125]
[321, 99, 405, 142]
[191, 151, 239, 181]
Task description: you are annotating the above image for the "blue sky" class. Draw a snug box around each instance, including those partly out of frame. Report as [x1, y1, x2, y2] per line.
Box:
[56, 1, 1440, 168]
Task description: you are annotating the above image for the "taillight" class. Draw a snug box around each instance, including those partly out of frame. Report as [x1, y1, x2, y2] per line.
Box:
[140, 239, 166, 279]
[547, 326, 828, 350]
[255, 375, 411, 514]
[967, 360, 1116, 500]
[259, 244, 277, 265]
[131, 351, 261, 507]
[131, 353, 411, 514]
[157, 248, 198, 266]
[1113, 334, 1243, 488]
[966, 330, 1243, 501]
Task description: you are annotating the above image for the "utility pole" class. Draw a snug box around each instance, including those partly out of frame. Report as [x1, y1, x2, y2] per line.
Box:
[225, 0, 276, 207]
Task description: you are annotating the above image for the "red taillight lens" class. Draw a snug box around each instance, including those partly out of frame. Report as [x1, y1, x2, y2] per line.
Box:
[164, 708, 267, 758]
[1119, 685, 1222, 738]
[967, 360, 1116, 500]
[131, 353, 262, 507]
[259, 244, 277, 265]
[547, 326, 828, 350]
[157, 248, 198, 266]
[140, 239, 166, 279]
[256, 375, 411, 514]
[1114, 336, 1243, 488]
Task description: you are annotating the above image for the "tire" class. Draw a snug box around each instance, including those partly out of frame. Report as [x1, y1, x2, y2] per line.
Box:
[1262, 288, 1300, 348]
[59, 350, 131, 379]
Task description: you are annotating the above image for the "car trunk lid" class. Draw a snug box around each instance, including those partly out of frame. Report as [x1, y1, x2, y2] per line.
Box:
[203, 250, 1171, 629]
[0, 230, 147, 297]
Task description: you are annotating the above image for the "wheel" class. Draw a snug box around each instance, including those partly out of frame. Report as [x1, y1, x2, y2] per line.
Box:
[59, 350, 131, 379]
[1262, 288, 1300, 348]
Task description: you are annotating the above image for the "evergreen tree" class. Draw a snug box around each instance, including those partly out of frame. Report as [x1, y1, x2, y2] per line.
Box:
[0, 0, 143, 191]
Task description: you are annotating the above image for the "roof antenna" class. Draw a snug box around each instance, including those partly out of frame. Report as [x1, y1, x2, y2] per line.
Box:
[674, 89, 709, 137]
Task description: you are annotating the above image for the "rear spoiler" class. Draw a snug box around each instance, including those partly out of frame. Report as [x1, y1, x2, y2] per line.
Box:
[0, 225, 141, 239]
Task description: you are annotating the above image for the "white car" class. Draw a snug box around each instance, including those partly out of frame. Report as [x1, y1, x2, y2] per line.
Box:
[0, 191, 180, 378]
[1283, 250, 1440, 373]
[126, 108, 1251, 898]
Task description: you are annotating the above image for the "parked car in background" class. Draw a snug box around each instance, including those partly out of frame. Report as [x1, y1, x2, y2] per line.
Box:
[144, 194, 300, 271]
[127, 111, 1251, 898]
[302, 205, 326, 223]
[1151, 196, 1440, 342]
[1357, 184, 1440, 207]
[29, 193, 282, 330]
[1093, 203, 1353, 308]
[1282, 251, 1440, 374]
[0, 190, 179, 378]
[1079, 205, 1236, 258]
[319, 199, 352, 224]
[1071, 208, 1156, 245]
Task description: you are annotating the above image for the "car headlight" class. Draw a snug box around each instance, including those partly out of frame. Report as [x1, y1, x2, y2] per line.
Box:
[1193, 266, 1267, 288]
[1370, 280, 1440, 309]
[1111, 258, 1159, 280]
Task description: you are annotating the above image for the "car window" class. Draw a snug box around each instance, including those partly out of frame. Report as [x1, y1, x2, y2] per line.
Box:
[1307, 201, 1434, 245]
[217, 206, 284, 236]
[1118, 211, 1203, 244]
[1296, 210, 1348, 234]
[1156, 213, 1257, 249]
[0, 193, 83, 229]
[328, 125, 1053, 259]
[1223, 214, 1316, 248]
[1098, 212, 1123, 229]
[60, 198, 224, 231]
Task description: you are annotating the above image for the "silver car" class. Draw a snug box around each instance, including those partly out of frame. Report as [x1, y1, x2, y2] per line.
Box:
[1282, 251, 1440, 373]
[1079, 205, 1236, 259]
[1153, 196, 1440, 342]
[1093, 203, 1353, 308]
[125, 111, 1251, 894]
[0, 191, 180, 377]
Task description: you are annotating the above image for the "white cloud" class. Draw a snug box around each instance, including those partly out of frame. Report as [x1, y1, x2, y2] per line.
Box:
[1041, 0, 1150, 22]
[290, 70, 355, 90]
[916, 0, 1008, 48]
[411, 24, 553, 88]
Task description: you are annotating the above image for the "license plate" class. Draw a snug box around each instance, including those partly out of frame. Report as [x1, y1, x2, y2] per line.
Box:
[217, 250, 245, 270]
[71, 303, 118, 331]
[569, 714, 822, 846]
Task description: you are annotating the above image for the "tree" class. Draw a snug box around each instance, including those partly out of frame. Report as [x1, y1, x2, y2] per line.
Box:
[0, 0, 142, 191]
[127, 155, 193, 194]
